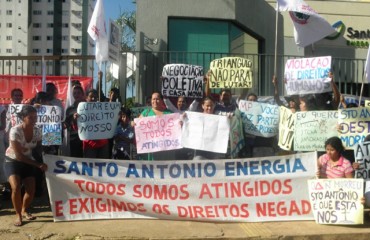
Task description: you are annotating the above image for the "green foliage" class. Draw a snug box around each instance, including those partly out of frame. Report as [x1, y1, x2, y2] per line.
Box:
[116, 11, 136, 51]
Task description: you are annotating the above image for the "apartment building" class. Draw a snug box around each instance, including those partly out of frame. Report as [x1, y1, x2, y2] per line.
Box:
[0, 0, 95, 75]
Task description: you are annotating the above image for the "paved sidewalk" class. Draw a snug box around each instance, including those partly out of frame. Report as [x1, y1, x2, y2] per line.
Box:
[1, 196, 370, 240]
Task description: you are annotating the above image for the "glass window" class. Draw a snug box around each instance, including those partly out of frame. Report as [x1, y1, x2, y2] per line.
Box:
[6, 36, 12, 40]
[168, 18, 258, 69]
[33, 23, 41, 28]
[6, 23, 12, 28]
[6, 10, 12, 15]
[33, 36, 41, 40]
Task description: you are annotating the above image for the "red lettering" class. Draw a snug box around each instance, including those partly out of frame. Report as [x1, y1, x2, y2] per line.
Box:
[55, 200, 64, 217]
[69, 198, 78, 214]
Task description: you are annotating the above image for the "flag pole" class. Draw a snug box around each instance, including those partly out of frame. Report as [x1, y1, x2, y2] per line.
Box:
[274, 2, 279, 77]
[361, 46, 370, 106]
[359, 78, 364, 107]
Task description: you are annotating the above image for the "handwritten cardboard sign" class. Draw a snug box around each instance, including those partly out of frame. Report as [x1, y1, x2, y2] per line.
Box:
[77, 102, 121, 140]
[294, 111, 338, 151]
[354, 141, 370, 180]
[209, 57, 253, 88]
[278, 107, 295, 151]
[161, 64, 203, 98]
[229, 109, 245, 158]
[8, 104, 62, 145]
[284, 56, 332, 95]
[238, 100, 279, 138]
[308, 179, 364, 225]
[338, 107, 370, 149]
[37, 105, 63, 145]
[134, 113, 182, 154]
[7, 104, 25, 127]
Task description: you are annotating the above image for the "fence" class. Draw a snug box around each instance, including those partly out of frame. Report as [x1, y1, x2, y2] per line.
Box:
[0, 52, 367, 104]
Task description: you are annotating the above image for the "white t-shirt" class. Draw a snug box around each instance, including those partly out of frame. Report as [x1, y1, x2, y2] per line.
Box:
[5, 124, 42, 161]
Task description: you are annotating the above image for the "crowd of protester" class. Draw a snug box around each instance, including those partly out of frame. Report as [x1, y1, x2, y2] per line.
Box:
[0, 70, 368, 226]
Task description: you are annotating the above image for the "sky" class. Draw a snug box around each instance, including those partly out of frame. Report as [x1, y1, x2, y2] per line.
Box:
[90, 0, 136, 97]
[104, 0, 136, 22]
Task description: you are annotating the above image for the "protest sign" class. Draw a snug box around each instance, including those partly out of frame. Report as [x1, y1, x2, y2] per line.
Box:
[37, 105, 62, 145]
[134, 113, 182, 154]
[294, 111, 338, 151]
[7, 104, 24, 127]
[229, 110, 245, 158]
[365, 100, 370, 107]
[278, 107, 295, 151]
[338, 107, 370, 149]
[354, 141, 370, 180]
[238, 100, 279, 138]
[130, 106, 150, 120]
[308, 179, 364, 225]
[77, 102, 121, 140]
[161, 64, 203, 98]
[7, 104, 62, 145]
[44, 152, 317, 222]
[209, 57, 253, 88]
[284, 56, 332, 95]
[365, 181, 370, 207]
[182, 111, 230, 154]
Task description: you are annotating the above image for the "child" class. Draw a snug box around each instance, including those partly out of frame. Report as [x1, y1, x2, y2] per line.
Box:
[112, 108, 135, 160]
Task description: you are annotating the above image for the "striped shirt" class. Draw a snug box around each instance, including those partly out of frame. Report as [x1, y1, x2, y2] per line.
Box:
[319, 154, 353, 179]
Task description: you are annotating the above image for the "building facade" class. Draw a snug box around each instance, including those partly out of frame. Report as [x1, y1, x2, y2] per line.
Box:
[0, 0, 95, 76]
[135, 0, 370, 102]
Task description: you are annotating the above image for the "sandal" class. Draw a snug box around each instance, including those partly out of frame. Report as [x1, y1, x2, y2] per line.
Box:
[22, 212, 36, 220]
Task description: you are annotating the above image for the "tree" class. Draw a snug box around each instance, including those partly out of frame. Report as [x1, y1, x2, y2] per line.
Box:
[116, 11, 136, 51]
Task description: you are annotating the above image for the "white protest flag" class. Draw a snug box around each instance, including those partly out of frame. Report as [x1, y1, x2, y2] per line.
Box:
[87, 0, 109, 70]
[63, 76, 74, 121]
[365, 46, 370, 83]
[277, 0, 335, 47]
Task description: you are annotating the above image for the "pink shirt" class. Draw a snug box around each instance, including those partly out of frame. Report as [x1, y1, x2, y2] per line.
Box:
[319, 153, 353, 179]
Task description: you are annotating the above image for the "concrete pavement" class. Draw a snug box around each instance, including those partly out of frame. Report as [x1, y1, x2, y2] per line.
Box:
[1, 195, 370, 240]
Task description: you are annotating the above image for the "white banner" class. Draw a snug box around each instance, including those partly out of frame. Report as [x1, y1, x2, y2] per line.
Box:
[44, 152, 317, 222]
[308, 179, 364, 225]
[284, 56, 332, 95]
[134, 113, 182, 154]
[181, 111, 230, 154]
[77, 102, 121, 140]
[238, 100, 279, 138]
